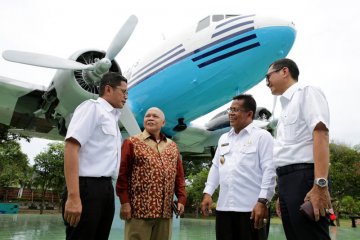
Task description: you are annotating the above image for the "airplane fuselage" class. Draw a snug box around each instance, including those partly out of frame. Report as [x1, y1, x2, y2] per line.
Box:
[0, 14, 296, 144]
[126, 14, 296, 136]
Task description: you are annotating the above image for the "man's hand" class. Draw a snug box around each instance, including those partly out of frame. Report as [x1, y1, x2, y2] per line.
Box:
[200, 193, 213, 216]
[120, 203, 132, 220]
[177, 202, 185, 215]
[64, 196, 82, 227]
[304, 185, 331, 221]
[251, 202, 268, 229]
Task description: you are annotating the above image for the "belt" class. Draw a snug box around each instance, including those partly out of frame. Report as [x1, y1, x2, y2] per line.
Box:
[276, 163, 314, 177]
[79, 176, 112, 181]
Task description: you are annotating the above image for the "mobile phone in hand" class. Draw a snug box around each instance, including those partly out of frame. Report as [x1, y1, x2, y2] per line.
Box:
[299, 201, 315, 221]
[172, 201, 180, 218]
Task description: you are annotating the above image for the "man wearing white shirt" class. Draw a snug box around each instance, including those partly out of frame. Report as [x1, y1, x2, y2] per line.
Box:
[266, 58, 331, 240]
[62, 72, 128, 239]
[201, 94, 276, 240]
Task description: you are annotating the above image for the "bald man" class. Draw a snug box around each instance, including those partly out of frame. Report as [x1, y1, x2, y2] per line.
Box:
[116, 107, 186, 240]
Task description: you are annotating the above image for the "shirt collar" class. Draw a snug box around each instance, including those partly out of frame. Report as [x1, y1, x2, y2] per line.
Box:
[140, 129, 167, 142]
[281, 82, 302, 101]
[228, 122, 255, 137]
[97, 97, 121, 119]
[280, 82, 303, 107]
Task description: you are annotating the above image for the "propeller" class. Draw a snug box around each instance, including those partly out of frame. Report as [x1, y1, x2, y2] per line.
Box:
[106, 15, 138, 60]
[2, 15, 141, 137]
[119, 103, 141, 136]
[2, 50, 94, 70]
[267, 95, 278, 135]
[270, 95, 278, 120]
[2, 15, 138, 74]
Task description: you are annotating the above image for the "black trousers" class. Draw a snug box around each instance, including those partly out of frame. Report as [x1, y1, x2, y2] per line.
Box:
[278, 166, 330, 240]
[62, 177, 115, 240]
[216, 211, 267, 240]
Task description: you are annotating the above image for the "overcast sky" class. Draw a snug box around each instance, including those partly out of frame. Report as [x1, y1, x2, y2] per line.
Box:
[1, 0, 359, 164]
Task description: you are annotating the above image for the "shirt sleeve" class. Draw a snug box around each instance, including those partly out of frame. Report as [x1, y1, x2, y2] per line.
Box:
[65, 100, 98, 146]
[302, 86, 330, 133]
[175, 154, 187, 205]
[116, 138, 134, 204]
[203, 143, 221, 195]
[257, 131, 276, 200]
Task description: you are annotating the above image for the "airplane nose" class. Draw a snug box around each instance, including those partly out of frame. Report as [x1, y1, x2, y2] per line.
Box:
[252, 15, 296, 59]
[253, 15, 296, 30]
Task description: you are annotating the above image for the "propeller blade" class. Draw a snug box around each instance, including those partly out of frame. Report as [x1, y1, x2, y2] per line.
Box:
[105, 15, 138, 60]
[119, 103, 141, 136]
[2, 50, 94, 70]
[271, 95, 278, 120]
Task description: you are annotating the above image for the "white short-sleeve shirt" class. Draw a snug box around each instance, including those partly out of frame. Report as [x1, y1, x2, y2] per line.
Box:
[274, 83, 330, 168]
[203, 122, 276, 212]
[65, 97, 122, 179]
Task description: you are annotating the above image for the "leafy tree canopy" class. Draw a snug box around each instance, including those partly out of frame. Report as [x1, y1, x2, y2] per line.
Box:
[330, 143, 360, 200]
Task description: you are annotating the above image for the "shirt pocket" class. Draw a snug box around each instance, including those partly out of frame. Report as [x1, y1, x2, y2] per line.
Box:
[219, 145, 230, 156]
[282, 110, 299, 142]
[101, 124, 117, 136]
[238, 145, 257, 165]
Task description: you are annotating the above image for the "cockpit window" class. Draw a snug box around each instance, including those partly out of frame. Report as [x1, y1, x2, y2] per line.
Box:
[225, 14, 239, 19]
[196, 16, 210, 32]
[212, 15, 224, 22]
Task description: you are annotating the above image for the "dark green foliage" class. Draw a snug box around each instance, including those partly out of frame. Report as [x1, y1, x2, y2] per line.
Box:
[330, 143, 360, 199]
[33, 142, 65, 213]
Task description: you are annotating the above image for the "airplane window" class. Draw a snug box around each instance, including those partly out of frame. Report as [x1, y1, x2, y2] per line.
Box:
[212, 15, 224, 22]
[225, 14, 239, 18]
[196, 16, 210, 32]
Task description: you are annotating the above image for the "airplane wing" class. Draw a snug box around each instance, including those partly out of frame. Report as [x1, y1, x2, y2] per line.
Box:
[172, 125, 224, 158]
[0, 76, 57, 136]
[173, 108, 272, 157]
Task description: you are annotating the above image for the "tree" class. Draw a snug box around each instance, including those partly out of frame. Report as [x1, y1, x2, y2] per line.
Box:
[182, 155, 212, 180]
[33, 142, 64, 214]
[340, 196, 360, 216]
[353, 144, 360, 152]
[21, 167, 37, 203]
[0, 140, 29, 201]
[329, 143, 360, 200]
[186, 168, 219, 217]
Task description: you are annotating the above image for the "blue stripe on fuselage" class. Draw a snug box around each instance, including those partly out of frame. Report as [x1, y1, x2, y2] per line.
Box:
[197, 42, 260, 68]
[127, 26, 296, 136]
[192, 34, 257, 61]
[132, 48, 186, 82]
[129, 27, 255, 88]
[212, 20, 253, 38]
[215, 14, 255, 29]
[132, 44, 184, 78]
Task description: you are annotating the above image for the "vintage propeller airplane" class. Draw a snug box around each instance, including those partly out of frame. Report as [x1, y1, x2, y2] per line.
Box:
[0, 14, 296, 156]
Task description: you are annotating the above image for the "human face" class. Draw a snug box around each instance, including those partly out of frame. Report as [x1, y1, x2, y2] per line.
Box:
[107, 81, 128, 109]
[143, 108, 165, 136]
[228, 100, 252, 133]
[266, 66, 285, 95]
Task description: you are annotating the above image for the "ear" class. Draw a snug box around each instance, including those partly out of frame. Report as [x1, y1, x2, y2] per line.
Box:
[249, 111, 254, 119]
[282, 67, 289, 77]
[104, 85, 112, 95]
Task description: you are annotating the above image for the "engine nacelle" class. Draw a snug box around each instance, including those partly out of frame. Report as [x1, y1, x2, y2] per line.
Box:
[46, 49, 121, 133]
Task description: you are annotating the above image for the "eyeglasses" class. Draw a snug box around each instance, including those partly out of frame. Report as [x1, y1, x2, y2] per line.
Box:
[226, 108, 247, 113]
[113, 86, 128, 95]
[265, 68, 283, 82]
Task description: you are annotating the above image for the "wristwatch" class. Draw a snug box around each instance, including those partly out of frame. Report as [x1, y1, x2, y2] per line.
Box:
[258, 198, 270, 208]
[314, 178, 328, 187]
